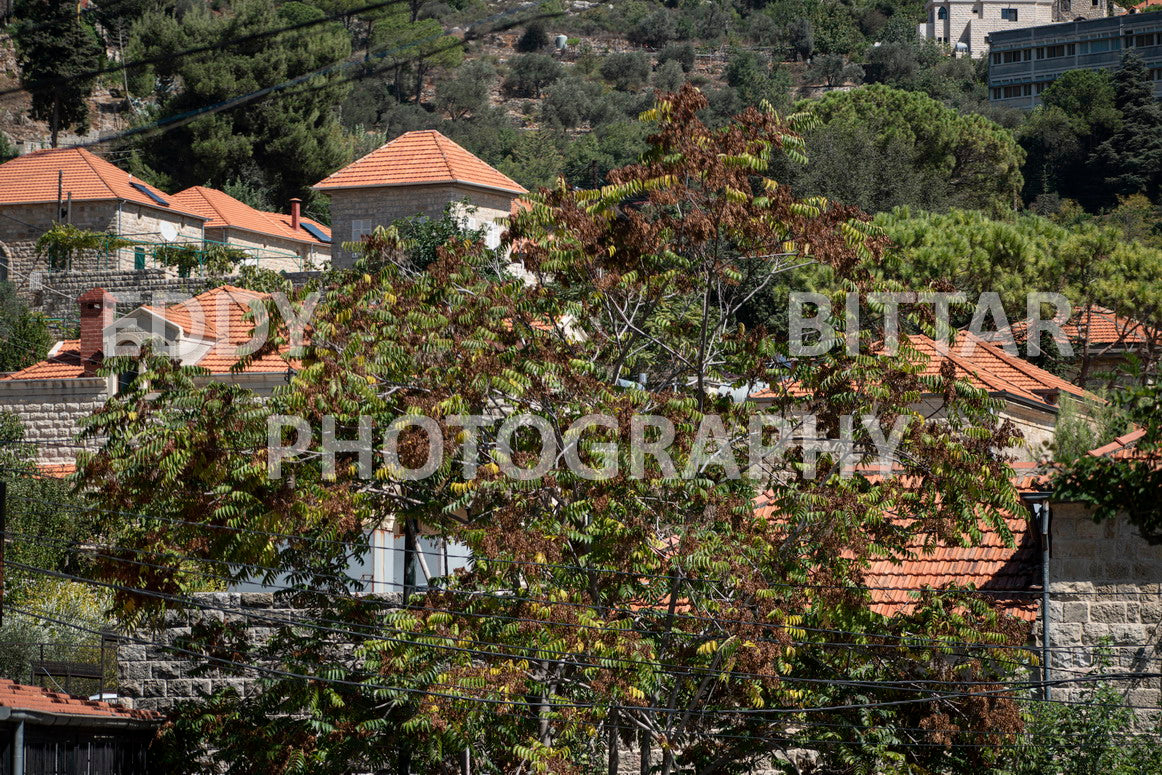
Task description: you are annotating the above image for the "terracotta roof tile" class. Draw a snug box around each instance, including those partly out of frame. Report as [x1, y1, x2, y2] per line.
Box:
[2, 286, 293, 381]
[752, 331, 1096, 409]
[753, 472, 1043, 621]
[906, 331, 1096, 406]
[0, 147, 204, 219]
[313, 130, 526, 195]
[0, 339, 86, 381]
[1088, 428, 1151, 461]
[170, 186, 331, 246]
[1007, 304, 1161, 352]
[0, 679, 160, 721]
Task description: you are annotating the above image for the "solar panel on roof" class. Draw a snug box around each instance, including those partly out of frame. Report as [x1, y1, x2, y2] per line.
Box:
[130, 181, 169, 207]
[300, 222, 331, 243]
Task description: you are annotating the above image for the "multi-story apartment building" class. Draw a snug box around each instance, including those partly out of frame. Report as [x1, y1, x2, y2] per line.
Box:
[919, 0, 1106, 59]
[987, 13, 1162, 106]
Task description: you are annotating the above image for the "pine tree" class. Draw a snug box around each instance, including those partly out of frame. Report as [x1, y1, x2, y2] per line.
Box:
[12, 0, 103, 146]
[1091, 53, 1162, 203]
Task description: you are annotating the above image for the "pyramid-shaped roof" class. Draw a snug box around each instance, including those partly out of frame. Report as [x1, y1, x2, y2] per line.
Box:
[170, 186, 330, 246]
[0, 147, 204, 217]
[313, 130, 526, 195]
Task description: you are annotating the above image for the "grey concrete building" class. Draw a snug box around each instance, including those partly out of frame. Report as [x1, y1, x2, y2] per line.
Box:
[988, 12, 1162, 107]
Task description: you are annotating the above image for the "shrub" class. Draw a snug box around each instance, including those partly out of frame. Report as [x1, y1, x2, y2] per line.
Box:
[599, 51, 650, 91]
[657, 42, 695, 73]
[628, 8, 676, 48]
[516, 20, 549, 52]
[502, 53, 562, 98]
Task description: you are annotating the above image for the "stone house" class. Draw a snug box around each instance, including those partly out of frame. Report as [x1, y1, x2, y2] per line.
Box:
[0, 148, 207, 288]
[169, 186, 332, 272]
[0, 285, 292, 468]
[312, 130, 526, 268]
[919, 0, 1106, 58]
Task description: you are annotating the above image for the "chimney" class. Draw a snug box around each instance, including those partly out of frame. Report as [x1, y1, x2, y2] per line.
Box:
[290, 198, 302, 231]
[78, 288, 117, 376]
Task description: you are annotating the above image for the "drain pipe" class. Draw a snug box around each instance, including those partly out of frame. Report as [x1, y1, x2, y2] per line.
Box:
[12, 716, 24, 775]
[1029, 495, 1052, 701]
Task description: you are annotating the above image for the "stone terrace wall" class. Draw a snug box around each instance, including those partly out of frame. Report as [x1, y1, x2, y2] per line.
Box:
[118, 591, 398, 713]
[1047, 501, 1162, 724]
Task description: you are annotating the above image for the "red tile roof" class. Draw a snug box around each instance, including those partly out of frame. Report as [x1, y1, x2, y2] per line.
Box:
[907, 331, 1096, 408]
[1088, 428, 1150, 461]
[145, 285, 292, 374]
[752, 331, 1097, 410]
[170, 186, 331, 246]
[0, 339, 86, 381]
[753, 480, 1041, 621]
[0, 679, 160, 721]
[1010, 304, 1160, 353]
[863, 513, 1039, 620]
[0, 147, 204, 218]
[313, 130, 526, 195]
[2, 286, 293, 380]
[34, 462, 78, 478]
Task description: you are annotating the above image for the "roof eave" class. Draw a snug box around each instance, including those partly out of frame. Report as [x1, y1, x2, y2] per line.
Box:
[311, 178, 526, 197]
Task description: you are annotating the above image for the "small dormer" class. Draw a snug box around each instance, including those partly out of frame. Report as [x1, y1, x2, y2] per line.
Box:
[106, 306, 217, 367]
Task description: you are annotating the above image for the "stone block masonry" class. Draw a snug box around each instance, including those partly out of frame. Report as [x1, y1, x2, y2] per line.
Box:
[117, 591, 400, 713]
[1046, 501, 1162, 726]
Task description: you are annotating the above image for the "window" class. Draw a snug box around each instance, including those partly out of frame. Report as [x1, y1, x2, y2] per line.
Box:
[351, 219, 372, 241]
[134, 246, 145, 270]
[937, 6, 947, 19]
[1001, 7, 1018, 21]
[117, 362, 139, 394]
[1038, 43, 1075, 58]
[999, 49, 1023, 63]
[1136, 33, 1157, 48]
[1061, 0, 1070, 10]
[1079, 38, 1116, 54]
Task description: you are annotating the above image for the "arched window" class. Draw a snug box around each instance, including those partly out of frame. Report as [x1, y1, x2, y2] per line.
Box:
[937, 7, 948, 19]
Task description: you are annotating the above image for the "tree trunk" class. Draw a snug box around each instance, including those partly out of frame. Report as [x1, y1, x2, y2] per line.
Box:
[51, 93, 60, 148]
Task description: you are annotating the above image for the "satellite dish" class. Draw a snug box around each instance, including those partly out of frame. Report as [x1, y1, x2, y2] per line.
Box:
[159, 222, 177, 242]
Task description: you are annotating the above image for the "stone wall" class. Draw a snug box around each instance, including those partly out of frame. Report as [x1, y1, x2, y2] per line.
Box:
[327, 183, 516, 267]
[0, 377, 108, 464]
[118, 592, 400, 713]
[0, 201, 204, 292]
[1046, 501, 1162, 724]
[205, 226, 329, 273]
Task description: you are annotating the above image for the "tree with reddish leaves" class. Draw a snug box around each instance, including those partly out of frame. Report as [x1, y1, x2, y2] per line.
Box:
[79, 86, 1028, 774]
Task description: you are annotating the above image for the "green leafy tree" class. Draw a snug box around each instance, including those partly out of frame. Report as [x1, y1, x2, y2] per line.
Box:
[126, 0, 353, 203]
[628, 7, 677, 47]
[1018, 69, 1119, 209]
[0, 283, 52, 373]
[515, 19, 549, 52]
[436, 60, 495, 120]
[598, 51, 651, 92]
[12, 0, 104, 146]
[1055, 381, 1162, 541]
[779, 85, 1025, 214]
[805, 52, 864, 87]
[1000, 661, 1162, 774]
[657, 42, 696, 73]
[502, 53, 563, 98]
[79, 85, 1028, 775]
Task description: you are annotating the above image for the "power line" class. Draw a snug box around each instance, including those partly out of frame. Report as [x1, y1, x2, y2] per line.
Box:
[8, 599, 1162, 719]
[0, 0, 414, 103]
